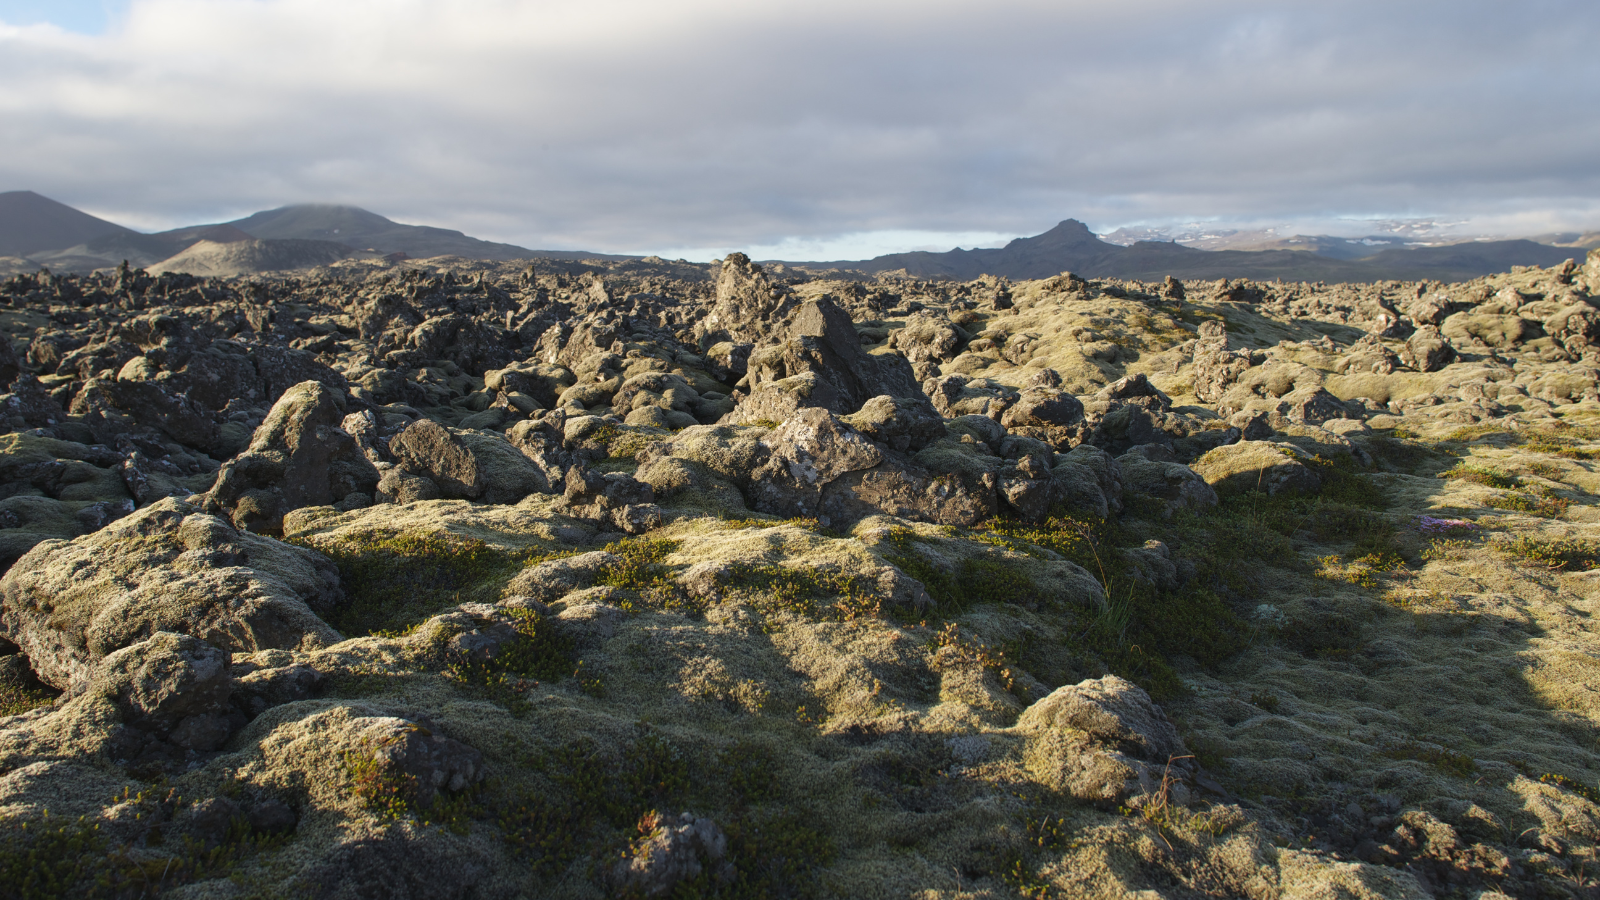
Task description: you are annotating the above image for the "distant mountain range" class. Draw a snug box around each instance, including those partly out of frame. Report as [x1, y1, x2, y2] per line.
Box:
[0, 191, 627, 275]
[0, 190, 1591, 283]
[794, 219, 1591, 283]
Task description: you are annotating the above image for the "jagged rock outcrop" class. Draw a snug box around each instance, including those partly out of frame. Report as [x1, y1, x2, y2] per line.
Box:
[207, 380, 379, 534]
[731, 297, 922, 421]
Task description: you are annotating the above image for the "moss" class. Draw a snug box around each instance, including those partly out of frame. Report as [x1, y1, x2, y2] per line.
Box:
[0, 658, 57, 719]
[436, 608, 593, 711]
[1379, 740, 1477, 778]
[0, 786, 286, 900]
[881, 526, 1041, 617]
[292, 528, 537, 636]
[977, 516, 1249, 700]
[495, 729, 835, 897]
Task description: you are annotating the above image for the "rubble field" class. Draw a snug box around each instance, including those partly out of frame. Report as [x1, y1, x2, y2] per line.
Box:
[1, 249, 1600, 899]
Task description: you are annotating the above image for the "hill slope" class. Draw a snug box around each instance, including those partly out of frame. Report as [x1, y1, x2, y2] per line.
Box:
[0, 190, 139, 257]
[147, 238, 356, 276]
[221, 204, 539, 260]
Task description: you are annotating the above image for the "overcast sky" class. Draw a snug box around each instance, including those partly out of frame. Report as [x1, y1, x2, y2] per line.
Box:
[1, 0, 1597, 260]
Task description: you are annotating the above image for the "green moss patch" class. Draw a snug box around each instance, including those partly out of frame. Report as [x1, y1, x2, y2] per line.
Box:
[291, 528, 544, 636]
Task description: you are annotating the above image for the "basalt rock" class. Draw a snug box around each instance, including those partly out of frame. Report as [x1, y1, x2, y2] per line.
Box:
[207, 380, 379, 534]
[0, 497, 342, 690]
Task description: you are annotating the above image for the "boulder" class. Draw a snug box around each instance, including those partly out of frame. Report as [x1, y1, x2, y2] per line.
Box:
[1189, 321, 1255, 403]
[1000, 386, 1085, 429]
[924, 375, 1018, 420]
[608, 811, 733, 898]
[1115, 453, 1217, 514]
[354, 716, 486, 807]
[1059, 444, 1123, 515]
[389, 419, 545, 504]
[1544, 302, 1600, 354]
[1017, 675, 1196, 807]
[206, 381, 379, 535]
[841, 395, 946, 453]
[0, 498, 342, 690]
[87, 631, 232, 737]
[1440, 312, 1537, 350]
[374, 470, 442, 504]
[230, 657, 323, 719]
[1047, 462, 1108, 519]
[561, 468, 661, 535]
[1280, 387, 1351, 426]
[747, 408, 883, 518]
[695, 253, 800, 348]
[1092, 373, 1172, 411]
[483, 363, 575, 409]
[1335, 335, 1402, 376]
[1400, 325, 1457, 372]
[1191, 440, 1322, 496]
[886, 311, 963, 363]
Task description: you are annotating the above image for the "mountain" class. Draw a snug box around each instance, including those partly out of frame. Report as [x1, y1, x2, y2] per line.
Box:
[0, 191, 140, 257]
[796, 219, 1586, 283]
[1533, 231, 1600, 250]
[147, 239, 356, 277]
[216, 204, 540, 261]
[0, 194, 634, 273]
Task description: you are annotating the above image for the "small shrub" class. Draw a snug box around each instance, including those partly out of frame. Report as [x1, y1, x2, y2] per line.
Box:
[0, 658, 57, 719]
[928, 622, 1020, 695]
[883, 526, 1042, 616]
[1504, 536, 1600, 571]
[1536, 771, 1600, 806]
[1421, 538, 1474, 562]
[346, 746, 485, 833]
[1483, 488, 1570, 518]
[345, 750, 420, 820]
[0, 786, 285, 899]
[1314, 552, 1404, 589]
[729, 564, 880, 623]
[1380, 741, 1476, 778]
[1249, 690, 1281, 713]
[1440, 464, 1517, 490]
[497, 789, 588, 878]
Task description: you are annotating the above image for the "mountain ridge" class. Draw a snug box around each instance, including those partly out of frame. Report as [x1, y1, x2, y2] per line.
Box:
[0, 193, 1588, 282]
[787, 219, 1585, 283]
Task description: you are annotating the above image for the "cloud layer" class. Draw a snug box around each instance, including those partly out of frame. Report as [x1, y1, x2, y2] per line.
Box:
[2, 0, 1597, 258]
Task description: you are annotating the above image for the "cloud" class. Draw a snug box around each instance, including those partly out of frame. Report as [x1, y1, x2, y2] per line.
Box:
[1, 0, 1597, 257]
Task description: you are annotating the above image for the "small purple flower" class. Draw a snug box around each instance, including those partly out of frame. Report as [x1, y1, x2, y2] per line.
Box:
[1416, 515, 1476, 534]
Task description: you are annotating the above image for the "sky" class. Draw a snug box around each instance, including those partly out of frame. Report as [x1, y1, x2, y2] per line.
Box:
[1, 0, 1598, 261]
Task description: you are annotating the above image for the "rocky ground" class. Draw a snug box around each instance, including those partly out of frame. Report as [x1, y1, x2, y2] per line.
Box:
[0, 249, 1599, 899]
